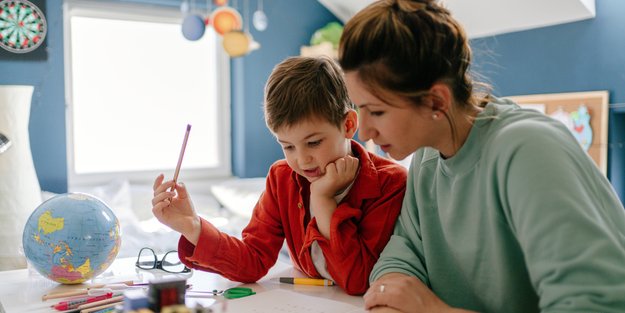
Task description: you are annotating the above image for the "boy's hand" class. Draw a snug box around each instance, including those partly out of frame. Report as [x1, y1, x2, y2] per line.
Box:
[310, 155, 360, 198]
[151, 174, 201, 245]
[309, 156, 359, 239]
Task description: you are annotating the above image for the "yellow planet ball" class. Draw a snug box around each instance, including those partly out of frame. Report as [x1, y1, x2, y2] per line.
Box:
[222, 31, 250, 57]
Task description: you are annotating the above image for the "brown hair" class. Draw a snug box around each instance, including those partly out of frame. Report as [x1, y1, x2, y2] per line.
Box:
[264, 56, 353, 133]
[339, 0, 487, 111]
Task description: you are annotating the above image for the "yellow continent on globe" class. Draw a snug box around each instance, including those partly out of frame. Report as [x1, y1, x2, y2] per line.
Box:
[37, 210, 64, 234]
[56, 258, 91, 284]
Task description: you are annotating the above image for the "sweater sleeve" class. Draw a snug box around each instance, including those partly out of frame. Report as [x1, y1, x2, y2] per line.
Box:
[369, 148, 431, 286]
[178, 172, 285, 283]
[302, 165, 407, 295]
[497, 120, 625, 312]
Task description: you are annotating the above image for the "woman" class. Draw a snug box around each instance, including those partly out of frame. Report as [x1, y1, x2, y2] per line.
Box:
[338, 0, 625, 312]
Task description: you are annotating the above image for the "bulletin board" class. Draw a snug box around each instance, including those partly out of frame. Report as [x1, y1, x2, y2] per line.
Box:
[506, 91, 609, 175]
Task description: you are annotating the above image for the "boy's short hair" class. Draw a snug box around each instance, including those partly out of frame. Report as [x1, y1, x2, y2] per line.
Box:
[264, 56, 353, 132]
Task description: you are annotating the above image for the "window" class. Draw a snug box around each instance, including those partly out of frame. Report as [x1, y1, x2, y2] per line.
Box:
[64, 1, 230, 187]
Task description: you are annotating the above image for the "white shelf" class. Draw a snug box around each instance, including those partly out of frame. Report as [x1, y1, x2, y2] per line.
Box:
[318, 0, 595, 39]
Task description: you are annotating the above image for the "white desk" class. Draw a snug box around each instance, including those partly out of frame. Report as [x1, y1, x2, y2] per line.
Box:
[0, 257, 364, 313]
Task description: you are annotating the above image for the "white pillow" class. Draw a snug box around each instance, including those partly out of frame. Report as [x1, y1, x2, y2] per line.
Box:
[210, 178, 265, 218]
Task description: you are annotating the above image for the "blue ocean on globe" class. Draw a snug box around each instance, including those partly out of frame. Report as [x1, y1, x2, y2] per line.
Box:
[22, 193, 121, 284]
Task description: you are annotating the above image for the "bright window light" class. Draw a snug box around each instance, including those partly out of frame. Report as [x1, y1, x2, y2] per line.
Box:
[64, 1, 230, 187]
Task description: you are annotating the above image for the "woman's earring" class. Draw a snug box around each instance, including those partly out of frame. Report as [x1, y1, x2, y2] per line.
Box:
[432, 113, 439, 119]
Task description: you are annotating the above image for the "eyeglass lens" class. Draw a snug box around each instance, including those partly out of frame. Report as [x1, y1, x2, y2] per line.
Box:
[137, 248, 157, 270]
[162, 251, 186, 273]
[137, 248, 188, 273]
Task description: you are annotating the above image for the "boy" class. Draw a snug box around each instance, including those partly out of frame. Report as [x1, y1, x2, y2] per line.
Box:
[151, 56, 406, 295]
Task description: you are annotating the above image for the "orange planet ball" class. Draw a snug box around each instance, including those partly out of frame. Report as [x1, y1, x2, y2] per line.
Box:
[210, 7, 242, 35]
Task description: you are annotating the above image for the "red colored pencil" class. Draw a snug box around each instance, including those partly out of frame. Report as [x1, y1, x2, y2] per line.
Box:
[51, 293, 113, 311]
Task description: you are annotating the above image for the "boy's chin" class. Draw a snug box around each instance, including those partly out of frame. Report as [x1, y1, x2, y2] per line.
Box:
[301, 174, 322, 183]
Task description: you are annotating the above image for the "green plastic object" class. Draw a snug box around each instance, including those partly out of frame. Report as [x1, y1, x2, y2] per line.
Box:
[310, 22, 343, 49]
[212, 287, 256, 299]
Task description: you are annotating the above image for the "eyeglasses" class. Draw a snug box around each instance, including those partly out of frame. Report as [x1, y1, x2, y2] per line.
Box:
[135, 247, 191, 273]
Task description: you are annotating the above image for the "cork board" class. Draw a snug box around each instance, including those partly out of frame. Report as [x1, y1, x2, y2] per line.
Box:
[506, 91, 609, 175]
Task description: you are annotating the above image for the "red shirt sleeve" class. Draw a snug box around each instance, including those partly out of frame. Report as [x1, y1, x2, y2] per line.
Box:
[177, 173, 286, 283]
[302, 165, 407, 295]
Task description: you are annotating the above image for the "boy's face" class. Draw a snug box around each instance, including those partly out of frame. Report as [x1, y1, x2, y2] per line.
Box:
[275, 112, 357, 183]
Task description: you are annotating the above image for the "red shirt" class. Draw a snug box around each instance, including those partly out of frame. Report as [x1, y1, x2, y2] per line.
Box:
[178, 140, 406, 295]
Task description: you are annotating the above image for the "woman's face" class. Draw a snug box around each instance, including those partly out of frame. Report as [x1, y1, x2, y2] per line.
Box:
[345, 72, 438, 160]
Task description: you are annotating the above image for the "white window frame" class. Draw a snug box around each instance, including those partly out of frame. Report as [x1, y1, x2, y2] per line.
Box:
[63, 0, 231, 187]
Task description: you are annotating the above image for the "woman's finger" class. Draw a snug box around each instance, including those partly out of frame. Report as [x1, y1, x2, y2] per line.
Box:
[363, 283, 389, 309]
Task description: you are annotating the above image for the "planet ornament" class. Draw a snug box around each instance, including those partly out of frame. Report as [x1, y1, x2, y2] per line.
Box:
[182, 14, 206, 41]
[0, 0, 47, 53]
[222, 31, 249, 57]
[210, 6, 242, 36]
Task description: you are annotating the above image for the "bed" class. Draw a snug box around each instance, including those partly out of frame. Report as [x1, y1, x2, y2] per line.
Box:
[64, 177, 266, 259]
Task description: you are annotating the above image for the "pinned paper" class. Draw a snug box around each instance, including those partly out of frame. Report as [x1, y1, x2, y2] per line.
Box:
[570, 104, 593, 152]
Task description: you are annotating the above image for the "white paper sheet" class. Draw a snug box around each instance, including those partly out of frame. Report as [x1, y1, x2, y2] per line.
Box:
[221, 289, 366, 313]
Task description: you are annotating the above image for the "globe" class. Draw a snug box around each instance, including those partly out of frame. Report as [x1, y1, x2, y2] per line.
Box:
[22, 193, 121, 284]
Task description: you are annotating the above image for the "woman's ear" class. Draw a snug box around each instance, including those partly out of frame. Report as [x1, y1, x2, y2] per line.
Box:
[343, 109, 358, 139]
[428, 83, 453, 116]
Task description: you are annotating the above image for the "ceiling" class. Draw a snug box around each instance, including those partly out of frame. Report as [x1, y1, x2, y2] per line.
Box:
[317, 0, 596, 38]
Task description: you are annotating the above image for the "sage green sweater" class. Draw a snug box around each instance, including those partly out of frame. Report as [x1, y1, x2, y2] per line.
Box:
[371, 99, 625, 312]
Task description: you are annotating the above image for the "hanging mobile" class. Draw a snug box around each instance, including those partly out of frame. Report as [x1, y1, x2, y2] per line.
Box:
[0, 0, 47, 53]
[252, 0, 267, 31]
[181, 0, 206, 41]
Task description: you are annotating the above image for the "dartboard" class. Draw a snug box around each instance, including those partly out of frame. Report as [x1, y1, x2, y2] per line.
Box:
[0, 0, 47, 53]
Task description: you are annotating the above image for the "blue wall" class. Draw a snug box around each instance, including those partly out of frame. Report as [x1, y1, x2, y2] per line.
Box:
[0, 2, 66, 193]
[470, 0, 625, 201]
[0, 0, 337, 193]
[2, 0, 623, 200]
[231, 0, 338, 178]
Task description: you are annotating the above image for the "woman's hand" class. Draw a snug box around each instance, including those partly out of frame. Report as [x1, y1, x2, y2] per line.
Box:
[369, 307, 403, 313]
[151, 174, 201, 244]
[365, 273, 472, 313]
